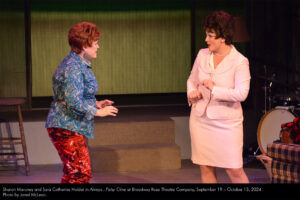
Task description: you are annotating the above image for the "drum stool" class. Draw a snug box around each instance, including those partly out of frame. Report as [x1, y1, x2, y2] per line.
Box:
[0, 98, 30, 175]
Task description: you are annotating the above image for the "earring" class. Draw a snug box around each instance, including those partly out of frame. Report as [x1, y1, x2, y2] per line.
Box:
[221, 40, 225, 43]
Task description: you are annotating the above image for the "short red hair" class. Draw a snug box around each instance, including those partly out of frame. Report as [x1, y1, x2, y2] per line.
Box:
[68, 22, 101, 54]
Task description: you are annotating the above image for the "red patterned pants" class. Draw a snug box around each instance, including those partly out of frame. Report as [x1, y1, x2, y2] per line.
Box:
[47, 128, 92, 184]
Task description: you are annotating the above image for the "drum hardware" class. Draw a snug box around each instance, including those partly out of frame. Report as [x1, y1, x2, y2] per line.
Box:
[273, 95, 297, 108]
[260, 65, 276, 114]
[257, 108, 297, 154]
[255, 96, 298, 155]
[254, 67, 299, 156]
[253, 146, 260, 156]
[252, 66, 275, 155]
[255, 65, 298, 154]
[262, 84, 273, 113]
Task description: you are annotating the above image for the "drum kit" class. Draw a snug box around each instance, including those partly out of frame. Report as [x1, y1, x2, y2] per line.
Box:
[256, 69, 300, 155]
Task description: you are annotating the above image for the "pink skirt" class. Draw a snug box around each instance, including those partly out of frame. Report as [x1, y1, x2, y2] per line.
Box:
[189, 109, 244, 168]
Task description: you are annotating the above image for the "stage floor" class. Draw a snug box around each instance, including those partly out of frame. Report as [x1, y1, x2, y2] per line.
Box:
[0, 159, 269, 184]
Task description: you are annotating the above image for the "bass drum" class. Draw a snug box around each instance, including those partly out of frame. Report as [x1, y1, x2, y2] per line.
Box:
[257, 108, 297, 154]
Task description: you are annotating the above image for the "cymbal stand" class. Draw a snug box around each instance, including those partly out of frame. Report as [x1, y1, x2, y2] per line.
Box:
[262, 65, 274, 114]
[264, 65, 267, 114]
[267, 79, 273, 110]
[255, 65, 274, 156]
[253, 145, 260, 156]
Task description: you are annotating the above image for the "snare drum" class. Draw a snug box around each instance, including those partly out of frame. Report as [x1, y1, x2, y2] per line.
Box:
[257, 108, 297, 153]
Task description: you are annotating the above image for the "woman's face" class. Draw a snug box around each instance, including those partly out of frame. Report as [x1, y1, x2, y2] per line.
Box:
[205, 30, 224, 53]
[83, 40, 99, 60]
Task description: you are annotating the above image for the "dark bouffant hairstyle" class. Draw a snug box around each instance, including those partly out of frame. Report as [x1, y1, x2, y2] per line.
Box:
[203, 11, 234, 45]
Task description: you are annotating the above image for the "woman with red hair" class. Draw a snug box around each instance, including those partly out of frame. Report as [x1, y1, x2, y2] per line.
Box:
[46, 22, 118, 184]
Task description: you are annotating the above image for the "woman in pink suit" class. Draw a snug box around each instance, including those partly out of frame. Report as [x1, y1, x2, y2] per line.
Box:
[187, 11, 251, 183]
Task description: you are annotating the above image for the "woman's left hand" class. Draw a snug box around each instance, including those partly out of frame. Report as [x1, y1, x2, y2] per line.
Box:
[201, 79, 215, 91]
[96, 99, 114, 109]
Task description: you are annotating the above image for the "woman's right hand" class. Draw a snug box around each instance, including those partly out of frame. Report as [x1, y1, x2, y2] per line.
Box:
[94, 106, 118, 117]
[188, 90, 202, 106]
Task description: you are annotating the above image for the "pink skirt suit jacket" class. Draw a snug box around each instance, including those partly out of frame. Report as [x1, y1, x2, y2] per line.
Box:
[187, 46, 251, 168]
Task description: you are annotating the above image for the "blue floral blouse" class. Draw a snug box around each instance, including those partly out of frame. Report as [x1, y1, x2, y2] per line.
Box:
[45, 51, 98, 139]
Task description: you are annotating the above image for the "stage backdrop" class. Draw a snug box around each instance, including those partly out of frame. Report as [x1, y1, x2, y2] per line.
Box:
[0, 0, 246, 99]
[0, 4, 26, 98]
[30, 0, 191, 96]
